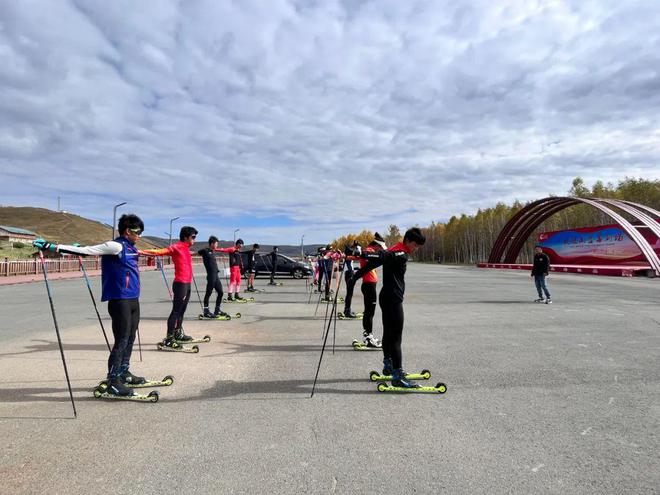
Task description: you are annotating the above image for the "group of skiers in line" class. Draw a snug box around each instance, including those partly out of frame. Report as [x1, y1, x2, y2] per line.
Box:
[32, 214, 281, 397]
[32, 212, 430, 396]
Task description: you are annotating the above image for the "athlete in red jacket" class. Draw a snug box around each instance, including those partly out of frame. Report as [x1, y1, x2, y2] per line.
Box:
[140, 226, 198, 349]
[214, 239, 245, 301]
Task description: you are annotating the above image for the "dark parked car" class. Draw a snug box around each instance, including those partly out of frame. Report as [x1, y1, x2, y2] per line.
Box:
[241, 253, 313, 279]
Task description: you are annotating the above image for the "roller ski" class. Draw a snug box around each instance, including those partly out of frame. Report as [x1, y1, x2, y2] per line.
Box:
[223, 296, 255, 304]
[157, 338, 199, 353]
[377, 382, 447, 394]
[174, 335, 211, 344]
[534, 298, 545, 303]
[352, 338, 382, 351]
[320, 297, 344, 304]
[98, 375, 174, 390]
[369, 369, 431, 382]
[338, 311, 363, 320]
[198, 310, 241, 320]
[376, 368, 447, 394]
[92, 378, 160, 402]
[93, 388, 160, 402]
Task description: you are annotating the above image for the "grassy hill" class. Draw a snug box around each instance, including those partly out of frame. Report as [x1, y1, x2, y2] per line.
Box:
[0, 206, 158, 259]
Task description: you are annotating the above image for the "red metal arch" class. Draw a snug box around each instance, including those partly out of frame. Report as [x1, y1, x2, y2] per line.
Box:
[488, 197, 660, 275]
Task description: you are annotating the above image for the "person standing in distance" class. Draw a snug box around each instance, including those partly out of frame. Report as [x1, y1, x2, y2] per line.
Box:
[532, 245, 552, 304]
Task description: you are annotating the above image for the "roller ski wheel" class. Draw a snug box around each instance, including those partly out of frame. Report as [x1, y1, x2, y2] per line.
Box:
[223, 298, 254, 304]
[369, 369, 431, 382]
[376, 382, 447, 394]
[93, 388, 159, 402]
[97, 375, 174, 390]
[157, 342, 200, 353]
[352, 339, 381, 351]
[174, 335, 211, 344]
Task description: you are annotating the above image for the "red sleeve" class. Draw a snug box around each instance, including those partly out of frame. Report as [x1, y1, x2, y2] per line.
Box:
[139, 247, 173, 257]
[214, 247, 236, 253]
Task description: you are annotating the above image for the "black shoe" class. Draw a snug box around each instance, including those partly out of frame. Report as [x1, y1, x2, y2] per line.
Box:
[246, 287, 256, 292]
[107, 378, 135, 396]
[174, 328, 193, 342]
[161, 337, 182, 349]
[343, 310, 357, 318]
[214, 310, 230, 318]
[234, 293, 245, 301]
[120, 370, 146, 385]
[391, 369, 420, 388]
[203, 309, 215, 318]
[227, 295, 234, 301]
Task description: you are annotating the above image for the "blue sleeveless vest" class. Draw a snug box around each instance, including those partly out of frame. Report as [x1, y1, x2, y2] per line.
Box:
[101, 237, 140, 301]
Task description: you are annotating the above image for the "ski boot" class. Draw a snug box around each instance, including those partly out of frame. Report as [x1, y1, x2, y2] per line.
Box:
[246, 286, 256, 292]
[534, 298, 545, 303]
[382, 357, 393, 376]
[391, 368, 420, 389]
[160, 337, 183, 349]
[545, 298, 552, 304]
[363, 333, 382, 348]
[234, 293, 246, 302]
[268, 281, 278, 286]
[227, 294, 235, 302]
[120, 368, 146, 385]
[202, 308, 215, 318]
[174, 328, 193, 342]
[106, 377, 135, 396]
[214, 309, 231, 319]
[343, 310, 357, 318]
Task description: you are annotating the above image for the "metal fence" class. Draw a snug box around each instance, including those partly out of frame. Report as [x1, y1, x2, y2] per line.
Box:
[0, 255, 205, 277]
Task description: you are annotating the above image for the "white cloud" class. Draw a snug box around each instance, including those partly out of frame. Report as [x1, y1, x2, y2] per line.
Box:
[1, 0, 659, 243]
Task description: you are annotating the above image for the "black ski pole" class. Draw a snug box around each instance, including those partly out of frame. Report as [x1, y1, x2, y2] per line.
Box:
[157, 257, 173, 300]
[192, 273, 204, 311]
[136, 327, 143, 362]
[311, 292, 339, 398]
[38, 251, 77, 418]
[77, 256, 111, 351]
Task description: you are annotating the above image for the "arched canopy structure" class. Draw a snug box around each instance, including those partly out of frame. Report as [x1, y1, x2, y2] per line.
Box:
[487, 197, 660, 275]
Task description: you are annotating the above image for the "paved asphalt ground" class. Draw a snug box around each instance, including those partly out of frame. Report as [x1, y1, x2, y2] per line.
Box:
[0, 264, 658, 494]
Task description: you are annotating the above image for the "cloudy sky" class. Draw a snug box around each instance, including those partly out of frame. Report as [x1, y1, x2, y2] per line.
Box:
[1, 0, 659, 244]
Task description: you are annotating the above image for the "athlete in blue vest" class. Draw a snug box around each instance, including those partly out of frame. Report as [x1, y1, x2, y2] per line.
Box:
[33, 214, 147, 397]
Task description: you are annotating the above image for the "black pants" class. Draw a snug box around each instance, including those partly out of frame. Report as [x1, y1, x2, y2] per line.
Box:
[361, 282, 377, 334]
[379, 294, 404, 369]
[269, 260, 277, 283]
[204, 274, 223, 311]
[167, 282, 191, 336]
[343, 270, 355, 311]
[107, 298, 139, 378]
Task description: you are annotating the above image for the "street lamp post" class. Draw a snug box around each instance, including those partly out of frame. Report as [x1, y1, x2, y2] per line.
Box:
[233, 229, 240, 243]
[301, 234, 305, 259]
[169, 217, 180, 245]
[112, 202, 127, 239]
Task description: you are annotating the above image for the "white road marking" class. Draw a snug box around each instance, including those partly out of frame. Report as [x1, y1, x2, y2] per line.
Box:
[531, 464, 545, 472]
[581, 427, 593, 436]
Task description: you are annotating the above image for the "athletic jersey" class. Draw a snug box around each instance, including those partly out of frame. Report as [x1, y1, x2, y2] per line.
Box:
[215, 246, 242, 268]
[360, 246, 378, 284]
[140, 241, 193, 283]
[52, 238, 139, 301]
[198, 248, 219, 276]
[244, 249, 257, 270]
[353, 242, 411, 302]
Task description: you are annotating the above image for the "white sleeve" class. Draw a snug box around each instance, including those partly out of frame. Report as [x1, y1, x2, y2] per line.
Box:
[57, 241, 123, 257]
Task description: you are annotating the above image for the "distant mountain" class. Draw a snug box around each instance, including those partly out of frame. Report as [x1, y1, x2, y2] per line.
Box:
[0, 206, 158, 249]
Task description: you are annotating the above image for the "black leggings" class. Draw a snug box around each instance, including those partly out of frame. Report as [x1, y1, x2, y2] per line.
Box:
[204, 275, 223, 311]
[167, 282, 191, 336]
[379, 294, 404, 369]
[361, 282, 377, 334]
[107, 298, 139, 378]
[343, 271, 355, 311]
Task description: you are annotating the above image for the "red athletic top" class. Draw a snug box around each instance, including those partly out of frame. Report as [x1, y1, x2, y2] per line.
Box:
[360, 246, 378, 283]
[140, 241, 193, 283]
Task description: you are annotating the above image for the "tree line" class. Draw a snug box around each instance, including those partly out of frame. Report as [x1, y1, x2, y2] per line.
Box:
[333, 177, 660, 264]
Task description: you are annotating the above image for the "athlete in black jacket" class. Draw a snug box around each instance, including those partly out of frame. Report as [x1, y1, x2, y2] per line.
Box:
[198, 236, 230, 318]
[351, 227, 426, 388]
[531, 245, 552, 303]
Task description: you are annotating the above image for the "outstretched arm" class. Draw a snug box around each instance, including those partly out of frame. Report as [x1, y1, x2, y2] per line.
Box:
[138, 246, 174, 257]
[33, 239, 122, 257]
[213, 247, 236, 253]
